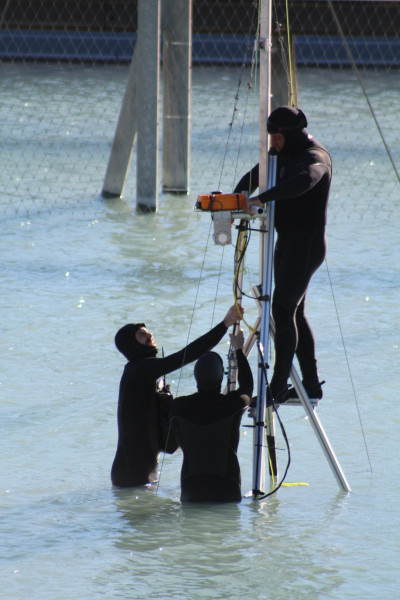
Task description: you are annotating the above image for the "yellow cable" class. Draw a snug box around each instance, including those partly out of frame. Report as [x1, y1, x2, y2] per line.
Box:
[232, 226, 257, 334]
[285, 0, 295, 107]
[282, 482, 309, 487]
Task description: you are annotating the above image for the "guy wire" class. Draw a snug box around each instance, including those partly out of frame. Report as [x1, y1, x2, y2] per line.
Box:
[156, 215, 215, 491]
[328, 0, 400, 185]
[158, 2, 261, 489]
[324, 258, 373, 473]
[210, 246, 227, 327]
[195, 1, 260, 332]
[232, 10, 260, 191]
[174, 7, 260, 392]
[210, 3, 261, 334]
[218, 1, 260, 191]
[173, 218, 214, 397]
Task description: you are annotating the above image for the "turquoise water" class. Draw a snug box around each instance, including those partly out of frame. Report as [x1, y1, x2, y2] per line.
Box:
[0, 63, 399, 599]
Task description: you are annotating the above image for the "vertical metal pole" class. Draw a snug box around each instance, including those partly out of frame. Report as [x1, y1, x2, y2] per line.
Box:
[252, 0, 274, 495]
[263, 159, 277, 479]
[136, 0, 161, 212]
[252, 158, 276, 493]
[162, 0, 192, 193]
[101, 41, 139, 198]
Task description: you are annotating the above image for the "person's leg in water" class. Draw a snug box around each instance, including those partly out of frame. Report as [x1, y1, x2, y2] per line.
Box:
[269, 228, 326, 401]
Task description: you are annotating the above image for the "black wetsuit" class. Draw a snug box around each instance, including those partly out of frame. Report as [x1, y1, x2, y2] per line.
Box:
[111, 321, 229, 487]
[234, 132, 332, 395]
[171, 349, 253, 502]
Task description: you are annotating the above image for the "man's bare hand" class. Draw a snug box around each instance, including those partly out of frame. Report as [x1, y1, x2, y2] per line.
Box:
[223, 305, 244, 328]
[245, 196, 263, 215]
[229, 329, 244, 350]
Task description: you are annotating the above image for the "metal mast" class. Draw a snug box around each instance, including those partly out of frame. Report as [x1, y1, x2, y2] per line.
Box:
[251, 0, 274, 495]
[251, 0, 350, 494]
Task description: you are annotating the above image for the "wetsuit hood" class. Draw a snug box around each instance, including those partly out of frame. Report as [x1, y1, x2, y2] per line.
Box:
[194, 352, 224, 391]
[115, 323, 158, 360]
[267, 106, 307, 134]
[267, 106, 311, 156]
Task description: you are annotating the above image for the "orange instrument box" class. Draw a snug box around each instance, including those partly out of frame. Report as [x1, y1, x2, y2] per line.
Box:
[195, 192, 246, 212]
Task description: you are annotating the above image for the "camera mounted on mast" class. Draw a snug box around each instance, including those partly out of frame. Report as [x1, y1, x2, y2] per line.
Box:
[195, 190, 266, 246]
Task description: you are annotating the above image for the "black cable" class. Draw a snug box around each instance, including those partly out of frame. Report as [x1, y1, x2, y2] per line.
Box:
[254, 340, 291, 500]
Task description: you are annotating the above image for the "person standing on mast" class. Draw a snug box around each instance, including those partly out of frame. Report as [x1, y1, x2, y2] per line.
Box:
[234, 106, 331, 403]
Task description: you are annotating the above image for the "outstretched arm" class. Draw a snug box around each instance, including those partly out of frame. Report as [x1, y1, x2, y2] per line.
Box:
[141, 305, 244, 380]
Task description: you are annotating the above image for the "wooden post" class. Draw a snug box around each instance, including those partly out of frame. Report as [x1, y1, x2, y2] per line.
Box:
[162, 0, 192, 193]
[136, 0, 161, 212]
[101, 49, 139, 199]
[102, 0, 161, 211]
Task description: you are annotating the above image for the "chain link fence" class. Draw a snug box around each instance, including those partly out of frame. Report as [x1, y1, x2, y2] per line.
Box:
[0, 0, 399, 218]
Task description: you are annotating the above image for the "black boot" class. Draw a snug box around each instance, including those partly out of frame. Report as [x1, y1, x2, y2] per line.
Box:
[288, 380, 325, 400]
[268, 384, 290, 407]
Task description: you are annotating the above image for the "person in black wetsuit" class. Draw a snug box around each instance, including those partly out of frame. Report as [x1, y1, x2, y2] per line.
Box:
[234, 106, 332, 403]
[111, 305, 243, 487]
[171, 328, 253, 502]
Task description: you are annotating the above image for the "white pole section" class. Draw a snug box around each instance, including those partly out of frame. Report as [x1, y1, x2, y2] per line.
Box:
[252, 0, 273, 496]
[136, 0, 161, 212]
[101, 42, 139, 198]
[162, 0, 192, 193]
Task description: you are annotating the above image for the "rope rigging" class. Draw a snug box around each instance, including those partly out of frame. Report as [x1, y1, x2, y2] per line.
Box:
[328, 0, 400, 186]
[324, 258, 373, 474]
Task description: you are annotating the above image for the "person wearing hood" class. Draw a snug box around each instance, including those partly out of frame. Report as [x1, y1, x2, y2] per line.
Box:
[111, 305, 243, 488]
[171, 328, 253, 502]
[234, 106, 332, 404]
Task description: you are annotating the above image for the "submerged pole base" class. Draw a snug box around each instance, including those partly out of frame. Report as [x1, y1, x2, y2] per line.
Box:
[244, 489, 266, 498]
[162, 187, 189, 194]
[136, 202, 157, 214]
[101, 190, 122, 199]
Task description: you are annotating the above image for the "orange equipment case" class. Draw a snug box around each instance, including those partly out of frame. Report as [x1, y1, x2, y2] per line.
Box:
[195, 192, 246, 212]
